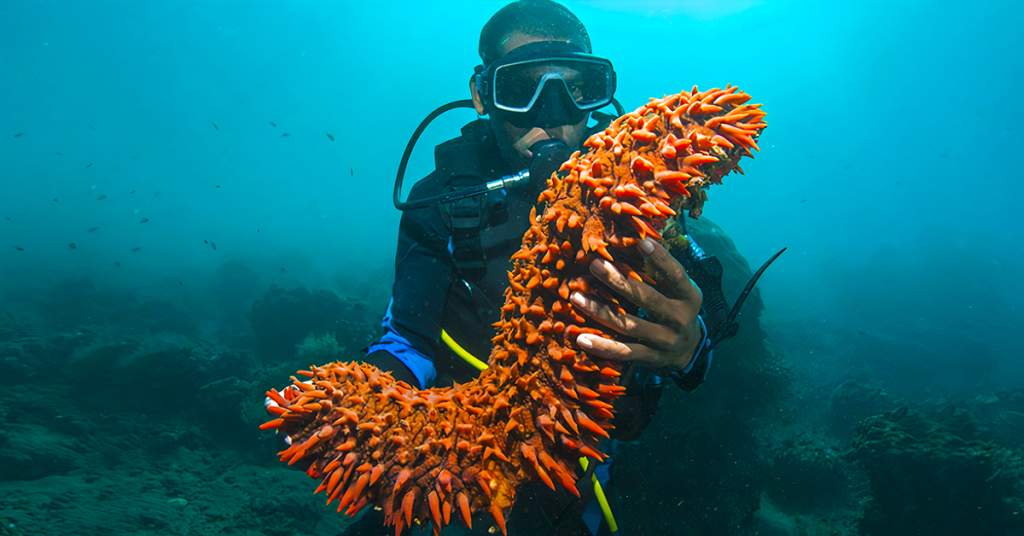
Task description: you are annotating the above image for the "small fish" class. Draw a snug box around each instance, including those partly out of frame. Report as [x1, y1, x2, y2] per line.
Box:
[350, 167, 354, 177]
[257, 228, 260, 232]
[14, 247, 24, 251]
[130, 190, 135, 194]
[215, 185, 220, 188]
[53, 198, 57, 202]
[131, 155, 138, 160]
[4, 216, 9, 220]
[179, 281, 183, 286]
[97, 194, 107, 200]
[203, 240, 208, 244]
[140, 218, 149, 223]
[326, 133, 335, 141]
[212, 122, 219, 131]
[131, 247, 141, 252]
[800, 199, 807, 203]
[13, 133, 24, 137]
[282, 133, 290, 137]
[114, 262, 121, 267]
[56, 152, 63, 156]
[88, 124, 96, 130]
[87, 227, 99, 232]
[86, 163, 92, 168]
[210, 242, 217, 250]
[270, 122, 276, 127]
[68, 243, 76, 249]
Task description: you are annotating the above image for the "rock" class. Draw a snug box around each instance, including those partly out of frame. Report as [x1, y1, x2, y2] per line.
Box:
[167, 498, 188, 508]
[851, 407, 1024, 535]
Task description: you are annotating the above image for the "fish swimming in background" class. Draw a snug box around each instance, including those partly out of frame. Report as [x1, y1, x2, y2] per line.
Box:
[97, 195, 107, 200]
[86, 163, 92, 168]
[211, 242, 217, 250]
[114, 262, 121, 267]
[326, 133, 335, 141]
[204, 240, 208, 244]
[56, 152, 63, 156]
[131, 247, 141, 252]
[87, 227, 99, 232]
[130, 190, 135, 194]
[270, 122, 276, 127]
[140, 218, 149, 223]
[13, 133, 23, 137]
[88, 124, 96, 130]
[282, 133, 290, 137]
[216, 185, 220, 188]
[350, 167, 354, 177]
[68, 243, 76, 249]
[14, 247, 24, 251]
[212, 122, 219, 131]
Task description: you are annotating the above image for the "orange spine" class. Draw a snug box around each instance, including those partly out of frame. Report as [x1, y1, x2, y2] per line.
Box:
[262, 86, 765, 536]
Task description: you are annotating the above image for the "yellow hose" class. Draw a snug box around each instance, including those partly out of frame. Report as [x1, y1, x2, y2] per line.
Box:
[441, 329, 489, 371]
[441, 329, 618, 534]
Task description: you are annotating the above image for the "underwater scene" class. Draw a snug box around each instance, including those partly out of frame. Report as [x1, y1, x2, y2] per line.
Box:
[1, 1, 1022, 535]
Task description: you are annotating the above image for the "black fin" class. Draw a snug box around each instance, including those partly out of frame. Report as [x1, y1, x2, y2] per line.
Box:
[711, 247, 786, 347]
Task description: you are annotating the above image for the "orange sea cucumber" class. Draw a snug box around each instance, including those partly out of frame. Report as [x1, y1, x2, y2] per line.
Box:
[262, 86, 765, 535]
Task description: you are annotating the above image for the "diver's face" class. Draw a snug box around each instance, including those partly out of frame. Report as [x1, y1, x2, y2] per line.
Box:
[473, 34, 591, 170]
[491, 108, 589, 170]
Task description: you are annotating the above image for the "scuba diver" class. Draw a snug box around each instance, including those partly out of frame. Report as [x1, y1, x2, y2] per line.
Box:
[269, 1, 782, 534]
[356, 2, 707, 535]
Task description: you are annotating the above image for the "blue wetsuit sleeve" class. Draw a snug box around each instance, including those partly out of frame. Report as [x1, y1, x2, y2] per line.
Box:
[367, 299, 438, 389]
[366, 203, 454, 389]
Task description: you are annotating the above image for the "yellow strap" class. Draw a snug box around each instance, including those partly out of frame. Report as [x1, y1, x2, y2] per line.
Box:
[441, 329, 618, 534]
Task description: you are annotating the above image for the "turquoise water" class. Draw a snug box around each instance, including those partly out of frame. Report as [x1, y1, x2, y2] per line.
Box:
[1, 1, 1022, 535]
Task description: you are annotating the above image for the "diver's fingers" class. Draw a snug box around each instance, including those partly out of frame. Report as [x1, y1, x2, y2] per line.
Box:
[570, 291, 675, 349]
[588, 258, 679, 322]
[575, 334, 658, 364]
[639, 239, 702, 306]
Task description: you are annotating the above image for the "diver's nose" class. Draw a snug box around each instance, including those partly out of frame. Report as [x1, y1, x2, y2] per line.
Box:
[533, 79, 585, 129]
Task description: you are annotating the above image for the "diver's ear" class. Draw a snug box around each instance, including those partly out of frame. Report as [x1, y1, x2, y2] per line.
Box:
[469, 75, 486, 115]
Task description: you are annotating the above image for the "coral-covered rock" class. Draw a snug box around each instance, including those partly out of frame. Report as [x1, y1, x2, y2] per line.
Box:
[246, 286, 378, 363]
[851, 407, 1024, 536]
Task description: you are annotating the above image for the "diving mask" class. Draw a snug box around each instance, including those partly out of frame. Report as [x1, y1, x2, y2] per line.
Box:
[474, 41, 616, 115]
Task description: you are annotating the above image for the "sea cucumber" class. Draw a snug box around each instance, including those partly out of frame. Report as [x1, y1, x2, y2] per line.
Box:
[262, 85, 765, 535]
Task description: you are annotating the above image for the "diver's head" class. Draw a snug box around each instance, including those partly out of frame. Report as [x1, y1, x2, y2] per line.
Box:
[470, 0, 616, 170]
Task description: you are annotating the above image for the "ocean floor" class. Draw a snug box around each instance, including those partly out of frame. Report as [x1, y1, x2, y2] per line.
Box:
[1, 282, 1022, 536]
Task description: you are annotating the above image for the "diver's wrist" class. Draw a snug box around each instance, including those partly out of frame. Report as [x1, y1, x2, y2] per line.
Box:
[661, 316, 713, 392]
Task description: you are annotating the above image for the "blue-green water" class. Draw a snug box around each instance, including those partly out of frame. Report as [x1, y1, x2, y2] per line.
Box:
[1, 1, 1022, 535]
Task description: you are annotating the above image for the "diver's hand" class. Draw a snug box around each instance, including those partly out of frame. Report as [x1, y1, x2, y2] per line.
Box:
[265, 385, 302, 449]
[570, 238, 703, 372]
